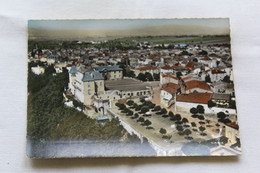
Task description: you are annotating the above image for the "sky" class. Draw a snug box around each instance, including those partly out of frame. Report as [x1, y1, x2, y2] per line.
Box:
[28, 19, 229, 31]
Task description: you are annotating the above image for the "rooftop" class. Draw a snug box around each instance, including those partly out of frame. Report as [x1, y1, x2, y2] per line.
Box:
[211, 93, 231, 101]
[105, 79, 151, 91]
[160, 82, 180, 94]
[82, 71, 104, 82]
[176, 93, 212, 104]
[185, 80, 211, 91]
[136, 66, 158, 70]
[94, 65, 122, 72]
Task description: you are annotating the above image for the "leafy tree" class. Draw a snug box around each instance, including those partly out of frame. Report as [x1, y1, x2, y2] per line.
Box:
[153, 106, 161, 112]
[198, 115, 205, 120]
[198, 50, 208, 55]
[144, 72, 153, 81]
[191, 122, 197, 127]
[190, 107, 198, 115]
[193, 58, 198, 62]
[127, 110, 133, 116]
[126, 100, 134, 106]
[141, 106, 149, 113]
[208, 100, 216, 108]
[182, 118, 189, 123]
[137, 73, 146, 81]
[169, 111, 174, 119]
[217, 112, 227, 119]
[144, 120, 152, 128]
[219, 136, 228, 145]
[197, 105, 205, 114]
[161, 108, 167, 114]
[176, 125, 184, 132]
[159, 128, 167, 135]
[137, 117, 144, 123]
[153, 73, 160, 81]
[134, 113, 139, 119]
[183, 129, 192, 136]
[125, 70, 135, 78]
[205, 74, 211, 83]
[199, 126, 206, 133]
[175, 114, 182, 121]
[176, 72, 182, 79]
[223, 75, 231, 83]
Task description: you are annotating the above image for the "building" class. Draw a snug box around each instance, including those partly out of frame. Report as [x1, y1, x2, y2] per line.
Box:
[183, 80, 212, 94]
[211, 93, 231, 107]
[224, 122, 240, 145]
[68, 66, 105, 106]
[31, 65, 45, 75]
[134, 66, 159, 77]
[160, 82, 180, 108]
[175, 93, 213, 113]
[94, 65, 123, 80]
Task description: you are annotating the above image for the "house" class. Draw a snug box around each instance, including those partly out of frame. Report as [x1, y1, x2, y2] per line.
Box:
[199, 56, 217, 68]
[175, 93, 213, 113]
[94, 65, 123, 80]
[224, 122, 240, 146]
[134, 66, 159, 77]
[211, 93, 231, 107]
[160, 74, 179, 85]
[68, 66, 105, 106]
[182, 80, 212, 94]
[211, 81, 234, 94]
[160, 82, 180, 108]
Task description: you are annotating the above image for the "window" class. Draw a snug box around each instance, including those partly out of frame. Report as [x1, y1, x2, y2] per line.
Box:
[88, 82, 90, 88]
[100, 81, 103, 86]
[88, 89, 91, 95]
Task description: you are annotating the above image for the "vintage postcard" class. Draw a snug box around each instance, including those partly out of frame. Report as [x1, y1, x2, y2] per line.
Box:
[27, 19, 241, 158]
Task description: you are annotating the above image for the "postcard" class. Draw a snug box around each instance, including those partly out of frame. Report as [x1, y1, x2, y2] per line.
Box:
[27, 19, 241, 158]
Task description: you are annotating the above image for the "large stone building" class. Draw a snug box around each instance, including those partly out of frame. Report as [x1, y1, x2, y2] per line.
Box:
[94, 65, 123, 80]
[68, 66, 105, 106]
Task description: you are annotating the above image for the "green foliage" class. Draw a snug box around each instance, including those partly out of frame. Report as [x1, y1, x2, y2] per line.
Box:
[169, 111, 174, 118]
[196, 105, 205, 114]
[144, 120, 152, 127]
[126, 100, 134, 106]
[141, 106, 149, 113]
[208, 100, 216, 108]
[183, 129, 192, 136]
[153, 73, 160, 81]
[137, 117, 144, 122]
[205, 74, 211, 83]
[190, 107, 198, 114]
[125, 70, 136, 78]
[161, 108, 167, 114]
[198, 50, 208, 55]
[182, 118, 189, 123]
[217, 112, 226, 119]
[153, 106, 161, 112]
[159, 128, 167, 135]
[176, 125, 184, 132]
[222, 75, 231, 83]
[191, 122, 196, 127]
[199, 126, 206, 132]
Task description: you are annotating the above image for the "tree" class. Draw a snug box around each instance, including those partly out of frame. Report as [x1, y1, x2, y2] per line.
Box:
[198, 50, 208, 55]
[125, 70, 135, 78]
[137, 73, 146, 81]
[190, 107, 198, 115]
[144, 120, 152, 128]
[141, 106, 149, 113]
[127, 110, 133, 116]
[223, 75, 231, 83]
[205, 74, 211, 83]
[196, 105, 205, 114]
[193, 58, 198, 62]
[126, 100, 134, 106]
[153, 73, 160, 81]
[153, 106, 161, 112]
[169, 111, 174, 119]
[144, 72, 153, 81]
[199, 126, 206, 133]
[198, 115, 205, 120]
[183, 129, 192, 136]
[175, 114, 182, 121]
[208, 100, 216, 108]
[176, 72, 182, 79]
[176, 125, 184, 132]
[182, 118, 189, 123]
[217, 112, 227, 119]
[134, 113, 139, 119]
[159, 128, 167, 136]
[137, 117, 144, 123]
[191, 122, 197, 127]
[161, 108, 167, 114]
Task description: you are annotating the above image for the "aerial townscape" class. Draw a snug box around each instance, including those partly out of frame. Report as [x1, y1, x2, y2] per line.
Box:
[27, 19, 241, 157]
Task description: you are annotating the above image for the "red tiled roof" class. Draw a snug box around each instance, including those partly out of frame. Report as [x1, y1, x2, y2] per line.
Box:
[161, 74, 178, 80]
[201, 56, 212, 61]
[149, 54, 160, 57]
[176, 58, 184, 62]
[225, 122, 239, 130]
[211, 69, 226, 74]
[119, 51, 128, 53]
[182, 76, 192, 81]
[161, 82, 180, 94]
[136, 66, 158, 70]
[185, 80, 211, 91]
[185, 62, 195, 70]
[176, 93, 213, 104]
[161, 65, 175, 70]
[66, 64, 73, 67]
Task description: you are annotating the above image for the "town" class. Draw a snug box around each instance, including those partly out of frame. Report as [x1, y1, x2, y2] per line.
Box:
[28, 36, 241, 156]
